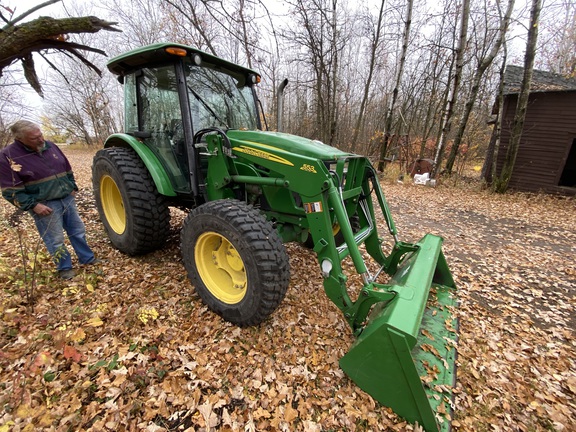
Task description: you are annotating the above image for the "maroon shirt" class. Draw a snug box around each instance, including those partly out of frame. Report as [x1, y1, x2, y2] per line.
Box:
[0, 140, 77, 211]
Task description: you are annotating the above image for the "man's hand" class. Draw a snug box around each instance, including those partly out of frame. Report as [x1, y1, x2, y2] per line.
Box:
[33, 203, 53, 216]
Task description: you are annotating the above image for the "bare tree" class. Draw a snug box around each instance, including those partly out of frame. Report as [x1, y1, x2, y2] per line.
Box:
[409, 8, 456, 161]
[36, 2, 123, 145]
[492, 0, 542, 193]
[100, 0, 172, 52]
[537, 0, 576, 76]
[444, 0, 515, 175]
[481, 55, 508, 183]
[0, 69, 37, 147]
[282, 0, 346, 145]
[162, 0, 219, 55]
[163, 0, 269, 69]
[376, 0, 413, 171]
[0, 0, 540, 172]
[431, 0, 470, 178]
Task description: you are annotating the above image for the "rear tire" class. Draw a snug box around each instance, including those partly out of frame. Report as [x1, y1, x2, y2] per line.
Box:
[181, 199, 290, 326]
[92, 147, 170, 255]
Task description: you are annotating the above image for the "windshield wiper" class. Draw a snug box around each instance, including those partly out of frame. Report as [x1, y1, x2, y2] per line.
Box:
[188, 86, 228, 128]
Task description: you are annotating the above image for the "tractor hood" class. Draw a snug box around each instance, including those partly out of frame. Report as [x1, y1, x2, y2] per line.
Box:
[226, 130, 352, 161]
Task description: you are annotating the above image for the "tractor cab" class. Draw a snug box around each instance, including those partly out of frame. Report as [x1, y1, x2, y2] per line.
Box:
[108, 43, 262, 196]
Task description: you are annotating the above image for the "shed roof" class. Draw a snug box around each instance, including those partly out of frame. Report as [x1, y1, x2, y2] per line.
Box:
[504, 65, 576, 94]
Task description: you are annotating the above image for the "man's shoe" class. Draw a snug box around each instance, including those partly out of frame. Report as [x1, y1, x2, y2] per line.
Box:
[87, 258, 103, 265]
[59, 269, 76, 280]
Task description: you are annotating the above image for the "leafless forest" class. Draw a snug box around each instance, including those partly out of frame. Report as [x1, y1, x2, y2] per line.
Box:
[1, 0, 575, 177]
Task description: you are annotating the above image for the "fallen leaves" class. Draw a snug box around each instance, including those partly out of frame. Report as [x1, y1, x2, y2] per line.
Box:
[63, 345, 82, 362]
[84, 316, 104, 327]
[137, 307, 160, 325]
[0, 148, 574, 431]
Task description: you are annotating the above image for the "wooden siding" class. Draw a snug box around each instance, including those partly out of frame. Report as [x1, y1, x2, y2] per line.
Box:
[495, 90, 576, 195]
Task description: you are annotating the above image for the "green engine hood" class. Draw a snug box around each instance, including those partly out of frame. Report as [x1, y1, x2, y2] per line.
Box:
[226, 130, 351, 161]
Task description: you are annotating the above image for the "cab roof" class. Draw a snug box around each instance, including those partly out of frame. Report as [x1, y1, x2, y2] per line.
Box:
[107, 42, 260, 80]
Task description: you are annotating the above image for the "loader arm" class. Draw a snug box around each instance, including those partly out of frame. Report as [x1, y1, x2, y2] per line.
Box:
[311, 168, 458, 432]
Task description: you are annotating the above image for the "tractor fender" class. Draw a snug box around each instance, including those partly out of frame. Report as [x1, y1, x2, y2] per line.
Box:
[104, 133, 177, 197]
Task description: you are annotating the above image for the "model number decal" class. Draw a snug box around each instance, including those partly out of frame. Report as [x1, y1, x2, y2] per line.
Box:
[300, 164, 317, 173]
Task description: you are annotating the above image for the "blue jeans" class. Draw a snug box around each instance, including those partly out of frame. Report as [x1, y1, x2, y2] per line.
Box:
[31, 194, 95, 271]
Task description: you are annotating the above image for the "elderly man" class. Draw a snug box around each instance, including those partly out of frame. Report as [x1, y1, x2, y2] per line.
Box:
[0, 120, 99, 279]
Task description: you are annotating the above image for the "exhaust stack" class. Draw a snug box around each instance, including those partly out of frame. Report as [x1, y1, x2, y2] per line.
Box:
[277, 78, 289, 132]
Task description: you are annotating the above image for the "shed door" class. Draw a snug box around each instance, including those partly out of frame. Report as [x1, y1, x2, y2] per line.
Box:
[559, 137, 576, 188]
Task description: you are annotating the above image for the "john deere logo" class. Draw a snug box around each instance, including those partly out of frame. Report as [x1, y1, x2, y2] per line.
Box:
[233, 145, 294, 166]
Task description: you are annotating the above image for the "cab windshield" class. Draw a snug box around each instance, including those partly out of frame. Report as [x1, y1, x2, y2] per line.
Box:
[184, 59, 259, 131]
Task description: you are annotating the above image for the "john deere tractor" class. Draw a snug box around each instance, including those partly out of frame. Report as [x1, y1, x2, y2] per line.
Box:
[92, 43, 458, 431]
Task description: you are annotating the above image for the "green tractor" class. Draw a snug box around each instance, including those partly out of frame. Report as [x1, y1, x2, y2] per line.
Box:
[92, 43, 458, 431]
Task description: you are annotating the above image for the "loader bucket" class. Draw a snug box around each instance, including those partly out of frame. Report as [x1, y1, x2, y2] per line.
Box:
[339, 234, 458, 432]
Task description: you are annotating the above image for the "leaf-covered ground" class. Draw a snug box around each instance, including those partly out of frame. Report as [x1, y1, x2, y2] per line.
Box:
[0, 147, 574, 432]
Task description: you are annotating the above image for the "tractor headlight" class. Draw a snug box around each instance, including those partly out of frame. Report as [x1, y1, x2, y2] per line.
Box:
[325, 161, 337, 172]
[325, 160, 349, 175]
[249, 74, 261, 84]
[321, 259, 333, 278]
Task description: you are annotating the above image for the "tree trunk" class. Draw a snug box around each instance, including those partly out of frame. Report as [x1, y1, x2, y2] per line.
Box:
[238, 0, 254, 69]
[328, 0, 339, 146]
[377, 0, 412, 172]
[350, 0, 385, 152]
[481, 55, 508, 183]
[444, 0, 515, 175]
[417, 11, 452, 160]
[492, 0, 542, 193]
[431, 0, 470, 178]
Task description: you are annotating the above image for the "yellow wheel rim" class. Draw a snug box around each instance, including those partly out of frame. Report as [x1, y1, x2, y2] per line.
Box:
[100, 175, 126, 234]
[195, 232, 247, 304]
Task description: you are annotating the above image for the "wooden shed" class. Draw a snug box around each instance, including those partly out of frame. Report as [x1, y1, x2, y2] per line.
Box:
[485, 65, 576, 195]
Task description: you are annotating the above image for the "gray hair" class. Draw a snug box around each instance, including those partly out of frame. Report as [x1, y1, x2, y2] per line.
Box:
[10, 120, 41, 140]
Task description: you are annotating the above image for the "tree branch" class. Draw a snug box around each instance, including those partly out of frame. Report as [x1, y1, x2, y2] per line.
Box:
[0, 15, 121, 95]
[2, 0, 62, 29]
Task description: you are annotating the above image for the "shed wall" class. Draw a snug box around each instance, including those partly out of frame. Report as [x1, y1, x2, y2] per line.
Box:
[496, 91, 576, 195]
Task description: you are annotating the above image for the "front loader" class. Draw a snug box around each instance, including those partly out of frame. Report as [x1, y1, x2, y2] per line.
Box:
[92, 43, 458, 431]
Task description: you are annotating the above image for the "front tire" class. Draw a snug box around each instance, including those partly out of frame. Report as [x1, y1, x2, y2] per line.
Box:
[92, 147, 170, 255]
[181, 199, 290, 326]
